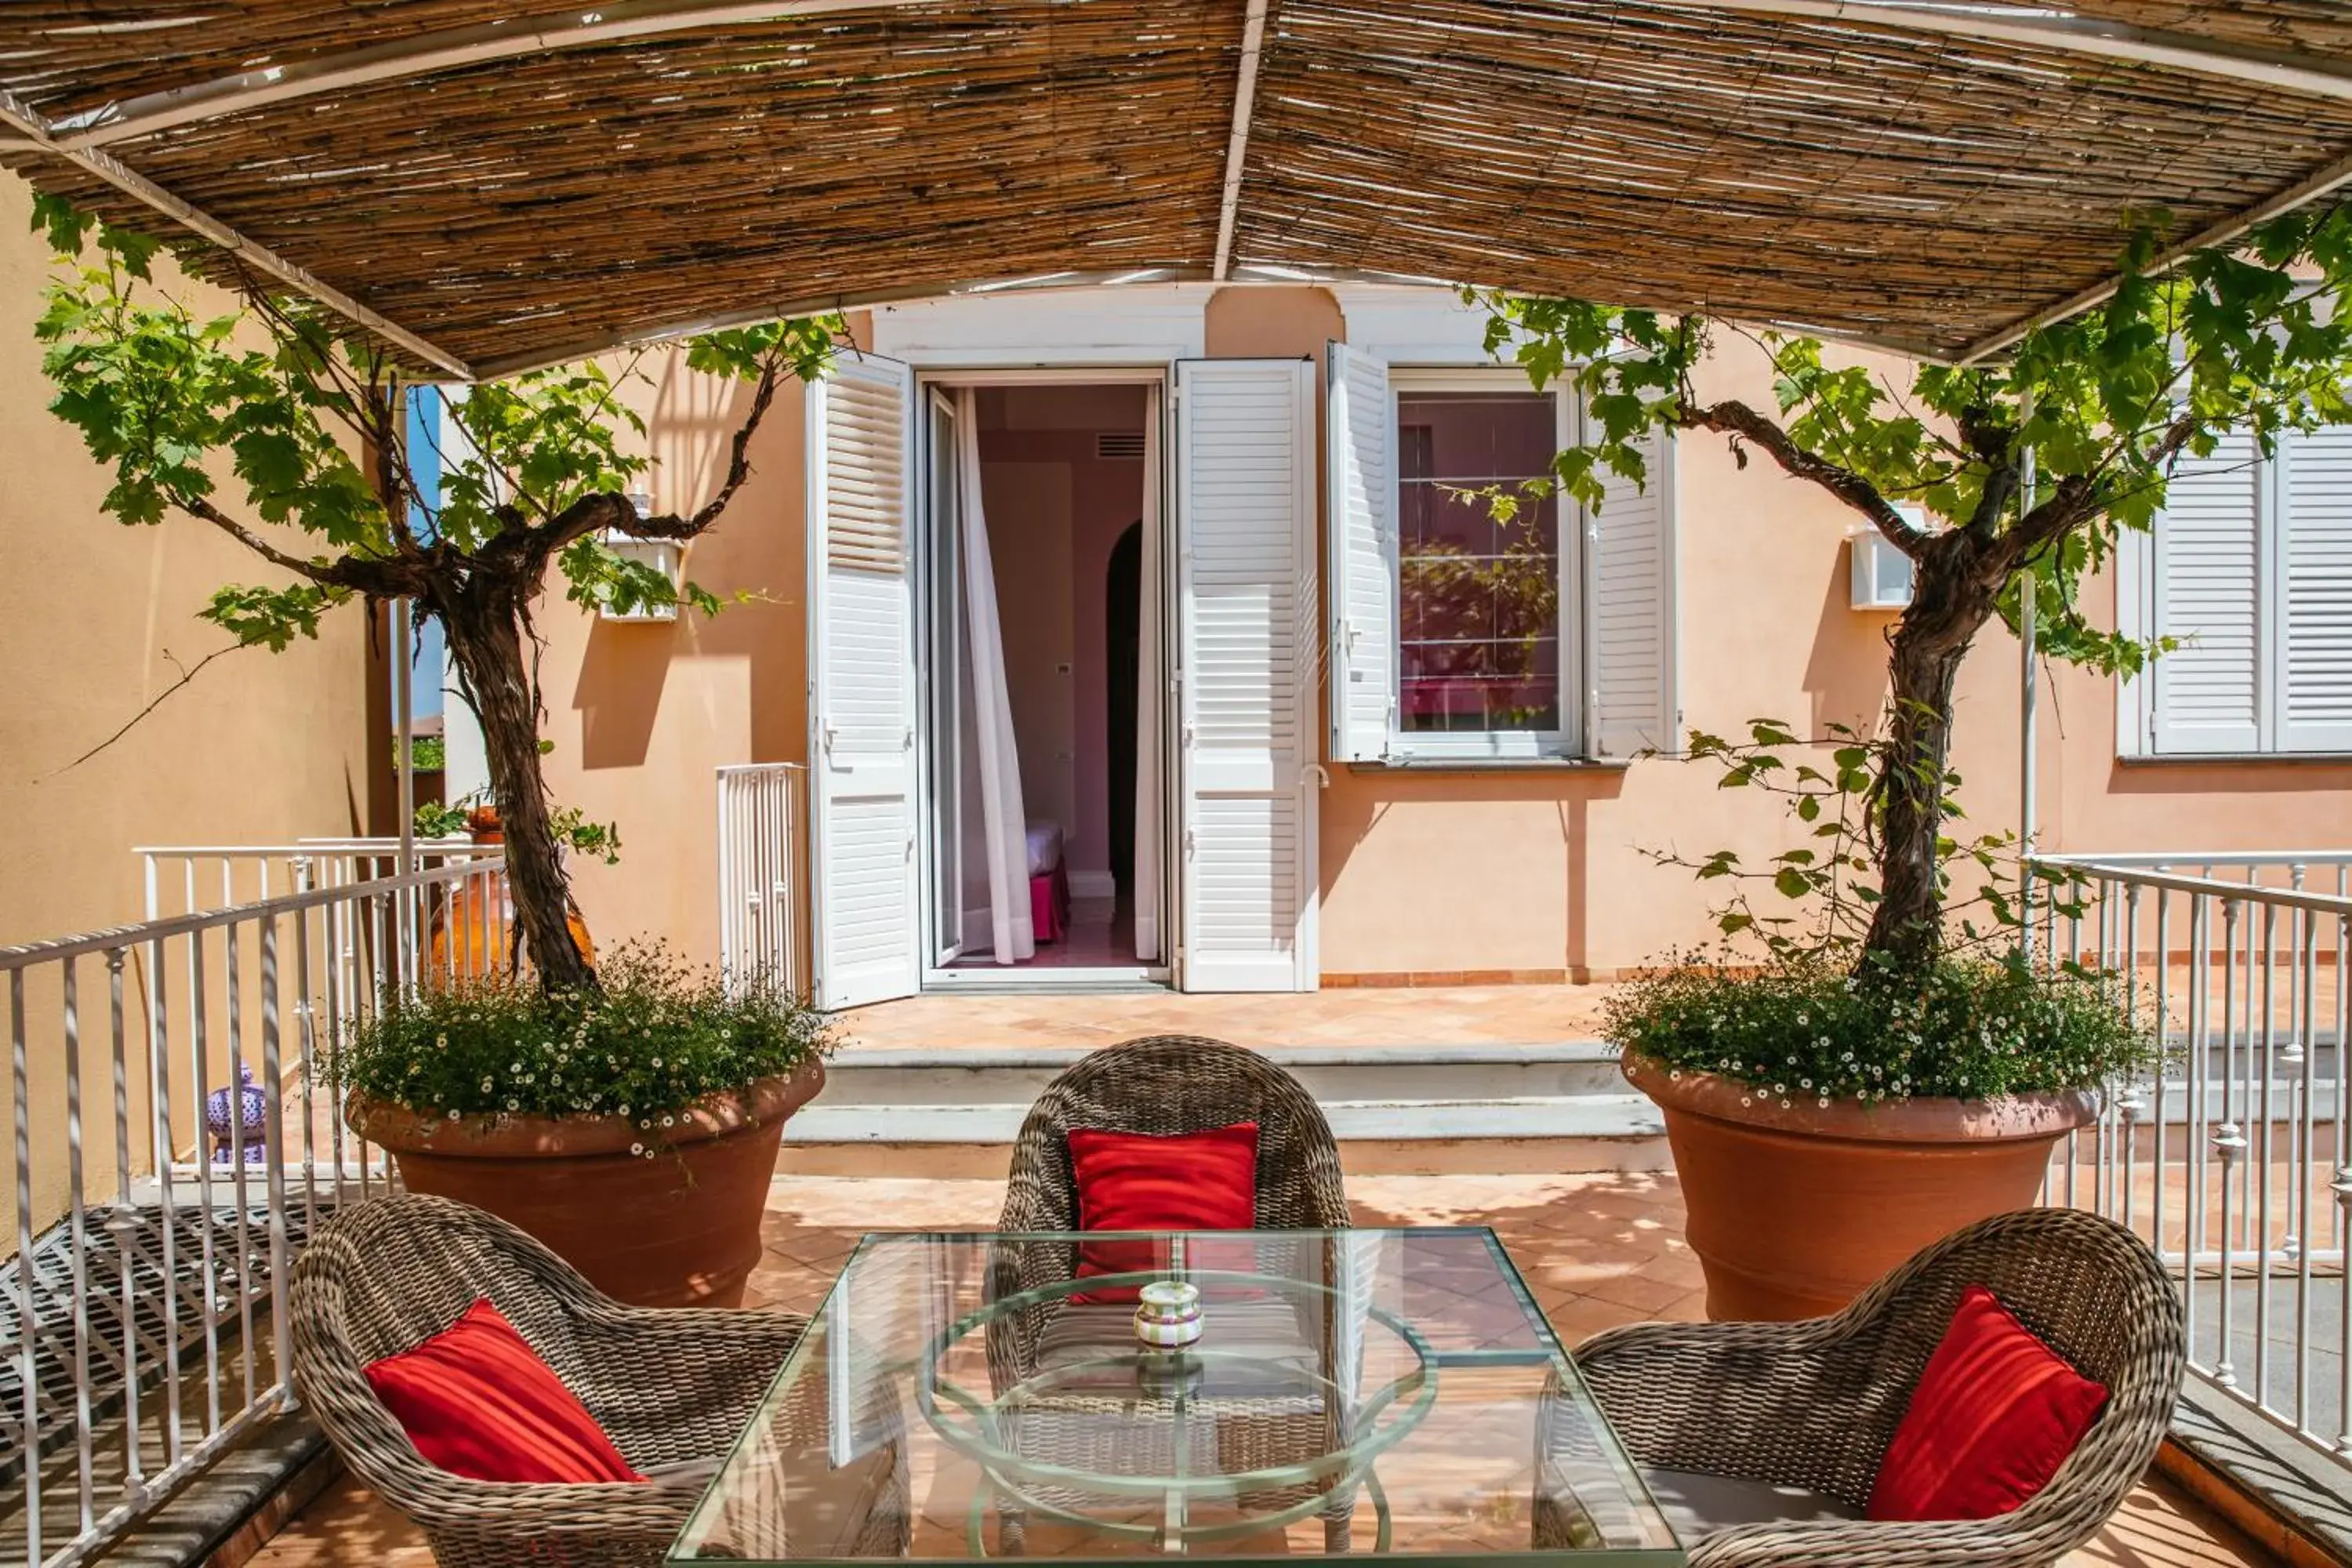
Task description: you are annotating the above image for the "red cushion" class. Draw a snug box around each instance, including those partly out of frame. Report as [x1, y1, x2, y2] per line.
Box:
[1867, 1284, 2111, 1521]
[1067, 1123, 1260, 1304]
[364, 1298, 646, 1486]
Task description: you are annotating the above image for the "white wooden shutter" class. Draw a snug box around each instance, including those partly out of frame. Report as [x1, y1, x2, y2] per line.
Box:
[808, 354, 921, 1010]
[2276, 427, 2352, 753]
[1174, 359, 1319, 993]
[1326, 342, 1395, 762]
[1584, 426, 1678, 758]
[2151, 431, 2264, 756]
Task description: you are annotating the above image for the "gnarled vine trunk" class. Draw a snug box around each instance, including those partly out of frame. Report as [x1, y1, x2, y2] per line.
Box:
[1860, 535, 2008, 971]
[434, 575, 595, 994]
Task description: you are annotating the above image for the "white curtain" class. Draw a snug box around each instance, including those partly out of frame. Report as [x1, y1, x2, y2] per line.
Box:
[1132, 386, 1164, 964]
[956, 389, 1034, 964]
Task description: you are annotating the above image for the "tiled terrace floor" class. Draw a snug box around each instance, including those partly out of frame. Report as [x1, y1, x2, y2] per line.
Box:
[830, 985, 1621, 1052]
[256, 1171, 2275, 1568]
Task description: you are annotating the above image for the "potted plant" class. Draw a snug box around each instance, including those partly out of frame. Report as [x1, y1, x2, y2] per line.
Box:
[1479, 208, 2352, 1319]
[335, 946, 831, 1307]
[1599, 720, 2151, 1319]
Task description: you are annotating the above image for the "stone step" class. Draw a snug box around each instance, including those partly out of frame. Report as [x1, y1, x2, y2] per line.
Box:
[779, 1042, 1667, 1177]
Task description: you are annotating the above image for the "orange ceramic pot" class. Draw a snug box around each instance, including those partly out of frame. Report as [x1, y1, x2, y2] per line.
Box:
[348, 1058, 826, 1308]
[1624, 1051, 2097, 1321]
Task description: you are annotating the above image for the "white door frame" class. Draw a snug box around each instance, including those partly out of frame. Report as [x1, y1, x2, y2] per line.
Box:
[913, 365, 1176, 990]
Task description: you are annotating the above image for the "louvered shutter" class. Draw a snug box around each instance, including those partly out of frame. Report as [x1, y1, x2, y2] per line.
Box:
[2151, 431, 2264, 755]
[1584, 426, 1678, 757]
[2276, 427, 2352, 753]
[807, 355, 921, 1009]
[1174, 359, 1319, 993]
[1327, 343, 1395, 761]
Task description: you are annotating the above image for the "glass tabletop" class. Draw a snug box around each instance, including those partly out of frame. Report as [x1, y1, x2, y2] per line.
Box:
[671, 1228, 1682, 1566]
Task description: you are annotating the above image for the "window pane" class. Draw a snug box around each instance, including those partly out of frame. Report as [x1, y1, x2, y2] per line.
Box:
[1396, 390, 1562, 734]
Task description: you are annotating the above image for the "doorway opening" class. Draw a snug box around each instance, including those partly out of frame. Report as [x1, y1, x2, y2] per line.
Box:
[920, 376, 1171, 988]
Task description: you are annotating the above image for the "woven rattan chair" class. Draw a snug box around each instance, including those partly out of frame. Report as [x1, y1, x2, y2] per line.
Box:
[289, 1193, 822, 1568]
[986, 1036, 1353, 1548]
[1558, 1207, 2184, 1567]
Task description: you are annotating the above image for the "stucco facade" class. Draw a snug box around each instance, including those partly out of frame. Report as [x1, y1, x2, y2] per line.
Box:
[0, 174, 377, 949]
[511, 285, 2351, 990]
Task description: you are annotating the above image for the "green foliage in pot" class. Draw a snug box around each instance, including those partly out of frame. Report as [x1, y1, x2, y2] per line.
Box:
[1601, 719, 2155, 1105]
[331, 946, 831, 1151]
[1606, 957, 2151, 1108]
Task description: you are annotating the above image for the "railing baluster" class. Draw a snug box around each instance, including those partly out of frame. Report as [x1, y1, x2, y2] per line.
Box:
[107, 948, 141, 1497]
[149, 931, 180, 1469]
[190, 926, 220, 1432]
[14, 967, 42, 1566]
[2215, 897, 2245, 1390]
[2255, 902, 2278, 1407]
[2188, 893, 2210, 1369]
[2295, 910, 2319, 1435]
[2153, 886, 2171, 1265]
[226, 918, 256, 1414]
[66, 955, 96, 1534]
[261, 913, 291, 1409]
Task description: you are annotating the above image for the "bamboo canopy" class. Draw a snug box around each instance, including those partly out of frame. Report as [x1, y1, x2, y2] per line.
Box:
[5, 1, 2352, 378]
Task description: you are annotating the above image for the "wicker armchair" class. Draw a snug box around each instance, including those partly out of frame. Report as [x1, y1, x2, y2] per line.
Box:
[986, 1036, 1354, 1548]
[1565, 1207, 2184, 1567]
[289, 1193, 808, 1568]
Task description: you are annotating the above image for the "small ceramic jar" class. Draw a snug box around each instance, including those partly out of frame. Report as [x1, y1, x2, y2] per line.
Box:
[1131, 1280, 1204, 1351]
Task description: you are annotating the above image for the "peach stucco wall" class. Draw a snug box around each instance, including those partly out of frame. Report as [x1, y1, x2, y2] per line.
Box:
[527, 350, 826, 971]
[533, 288, 2351, 982]
[0, 173, 375, 949]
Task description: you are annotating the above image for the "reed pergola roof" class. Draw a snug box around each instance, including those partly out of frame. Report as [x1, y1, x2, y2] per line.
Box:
[5, 2, 2352, 379]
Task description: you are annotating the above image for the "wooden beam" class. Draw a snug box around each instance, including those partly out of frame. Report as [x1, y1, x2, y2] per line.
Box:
[1211, 0, 1272, 283]
[1657, 2, 2352, 101]
[1955, 146, 2352, 364]
[51, 0, 939, 150]
[0, 89, 473, 376]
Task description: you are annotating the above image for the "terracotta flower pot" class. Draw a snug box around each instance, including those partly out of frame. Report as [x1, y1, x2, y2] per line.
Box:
[348, 1058, 826, 1308]
[1623, 1051, 2097, 1322]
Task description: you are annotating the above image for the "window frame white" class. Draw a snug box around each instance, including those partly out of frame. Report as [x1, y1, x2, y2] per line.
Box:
[2121, 426, 2352, 760]
[1384, 365, 1584, 762]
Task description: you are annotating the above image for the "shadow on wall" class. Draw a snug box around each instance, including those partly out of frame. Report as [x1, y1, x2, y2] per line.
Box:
[1802, 539, 1896, 736]
[570, 364, 810, 770]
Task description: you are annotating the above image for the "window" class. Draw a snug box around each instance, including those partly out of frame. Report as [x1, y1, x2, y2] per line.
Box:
[1396, 382, 1569, 741]
[2125, 426, 2352, 757]
[1327, 346, 1676, 766]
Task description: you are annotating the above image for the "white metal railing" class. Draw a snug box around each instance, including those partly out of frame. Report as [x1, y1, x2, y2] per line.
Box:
[139, 838, 495, 921]
[2034, 852, 2351, 1468]
[2, 855, 506, 1567]
[717, 764, 806, 999]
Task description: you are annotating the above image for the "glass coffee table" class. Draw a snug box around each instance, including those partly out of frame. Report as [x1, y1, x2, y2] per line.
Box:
[671, 1229, 1682, 1565]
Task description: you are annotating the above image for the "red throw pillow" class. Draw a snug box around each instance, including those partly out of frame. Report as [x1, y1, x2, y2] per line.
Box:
[364, 1298, 646, 1485]
[1867, 1283, 2111, 1521]
[1067, 1122, 1260, 1304]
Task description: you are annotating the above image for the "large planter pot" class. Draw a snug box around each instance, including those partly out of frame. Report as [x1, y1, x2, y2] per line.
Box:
[348, 1058, 826, 1308]
[1624, 1051, 2096, 1322]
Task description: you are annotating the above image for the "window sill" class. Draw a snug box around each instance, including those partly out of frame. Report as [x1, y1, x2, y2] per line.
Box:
[1347, 756, 1635, 774]
[2118, 752, 2352, 766]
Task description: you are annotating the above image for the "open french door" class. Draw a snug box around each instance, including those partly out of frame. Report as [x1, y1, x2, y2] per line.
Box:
[808, 354, 922, 1011]
[1172, 358, 1319, 992]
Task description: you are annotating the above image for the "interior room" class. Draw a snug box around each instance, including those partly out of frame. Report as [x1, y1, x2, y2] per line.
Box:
[934, 381, 1160, 976]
